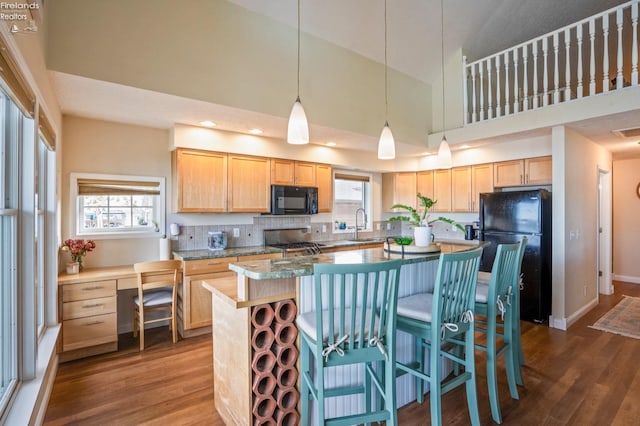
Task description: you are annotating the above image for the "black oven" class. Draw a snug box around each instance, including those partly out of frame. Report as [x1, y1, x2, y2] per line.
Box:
[270, 185, 318, 215]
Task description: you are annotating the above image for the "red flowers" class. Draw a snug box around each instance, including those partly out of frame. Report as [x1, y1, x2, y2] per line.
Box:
[62, 239, 96, 263]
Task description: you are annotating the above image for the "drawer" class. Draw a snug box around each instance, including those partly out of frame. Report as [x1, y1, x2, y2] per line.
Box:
[237, 252, 282, 261]
[63, 296, 116, 320]
[63, 313, 117, 352]
[62, 279, 116, 302]
[185, 257, 236, 275]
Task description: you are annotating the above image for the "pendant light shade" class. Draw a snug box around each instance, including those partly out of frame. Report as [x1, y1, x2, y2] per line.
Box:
[377, 0, 395, 160]
[378, 121, 396, 159]
[287, 97, 309, 145]
[437, 136, 452, 169]
[287, 0, 309, 145]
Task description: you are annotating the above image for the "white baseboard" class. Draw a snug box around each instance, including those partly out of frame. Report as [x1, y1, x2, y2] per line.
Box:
[612, 274, 640, 284]
[549, 297, 599, 330]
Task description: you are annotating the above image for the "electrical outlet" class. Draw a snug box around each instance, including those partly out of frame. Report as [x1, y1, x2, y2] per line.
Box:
[583, 285, 587, 296]
[322, 224, 327, 233]
[376, 223, 381, 231]
[233, 228, 240, 238]
[386, 223, 391, 231]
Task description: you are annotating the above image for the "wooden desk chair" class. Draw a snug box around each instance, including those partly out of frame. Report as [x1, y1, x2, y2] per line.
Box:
[296, 259, 402, 425]
[133, 259, 182, 351]
[477, 237, 527, 386]
[474, 242, 523, 424]
[395, 247, 483, 426]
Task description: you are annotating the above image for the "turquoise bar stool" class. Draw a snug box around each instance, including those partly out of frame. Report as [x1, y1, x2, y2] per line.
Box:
[474, 242, 522, 424]
[395, 247, 483, 426]
[296, 259, 402, 426]
[477, 237, 527, 386]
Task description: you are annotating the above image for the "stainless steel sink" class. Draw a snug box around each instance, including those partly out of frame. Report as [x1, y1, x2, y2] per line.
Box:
[347, 238, 380, 243]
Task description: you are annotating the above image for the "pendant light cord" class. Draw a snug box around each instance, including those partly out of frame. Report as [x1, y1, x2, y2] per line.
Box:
[441, 0, 446, 138]
[297, 0, 301, 99]
[384, 0, 389, 120]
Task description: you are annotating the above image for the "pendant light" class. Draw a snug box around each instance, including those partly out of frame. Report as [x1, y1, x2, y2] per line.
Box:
[377, 0, 396, 160]
[287, 0, 309, 145]
[437, 0, 452, 169]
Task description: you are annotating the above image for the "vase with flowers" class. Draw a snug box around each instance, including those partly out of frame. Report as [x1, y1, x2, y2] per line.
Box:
[61, 239, 96, 272]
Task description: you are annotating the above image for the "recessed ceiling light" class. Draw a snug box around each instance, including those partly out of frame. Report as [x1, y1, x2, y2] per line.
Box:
[326, 141, 336, 147]
[248, 128, 263, 135]
[459, 144, 471, 149]
[199, 120, 216, 127]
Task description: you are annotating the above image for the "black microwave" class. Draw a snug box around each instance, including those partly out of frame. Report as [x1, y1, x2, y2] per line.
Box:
[271, 185, 318, 215]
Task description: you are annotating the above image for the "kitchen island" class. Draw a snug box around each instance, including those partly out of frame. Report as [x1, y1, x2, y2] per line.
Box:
[202, 241, 486, 425]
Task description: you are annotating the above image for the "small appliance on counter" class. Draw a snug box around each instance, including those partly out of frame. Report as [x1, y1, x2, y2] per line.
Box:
[208, 231, 227, 251]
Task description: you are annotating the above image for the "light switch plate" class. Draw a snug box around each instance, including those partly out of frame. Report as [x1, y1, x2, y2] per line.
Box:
[233, 228, 240, 237]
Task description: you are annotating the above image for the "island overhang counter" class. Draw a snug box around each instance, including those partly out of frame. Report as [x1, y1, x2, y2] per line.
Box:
[202, 241, 487, 425]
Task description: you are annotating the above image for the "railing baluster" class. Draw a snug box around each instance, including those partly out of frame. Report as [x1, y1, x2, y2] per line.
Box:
[553, 33, 560, 103]
[632, 0, 638, 85]
[496, 54, 502, 117]
[513, 48, 520, 113]
[577, 23, 584, 98]
[463, 56, 469, 125]
[532, 40, 539, 108]
[565, 28, 572, 101]
[603, 15, 610, 92]
[504, 52, 510, 115]
[479, 61, 485, 120]
[522, 44, 529, 111]
[589, 19, 596, 95]
[617, 8, 624, 89]
[487, 58, 493, 119]
[471, 63, 478, 123]
[542, 37, 549, 106]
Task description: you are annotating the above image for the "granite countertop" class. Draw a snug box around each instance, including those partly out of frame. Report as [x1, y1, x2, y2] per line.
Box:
[173, 245, 283, 261]
[229, 240, 488, 280]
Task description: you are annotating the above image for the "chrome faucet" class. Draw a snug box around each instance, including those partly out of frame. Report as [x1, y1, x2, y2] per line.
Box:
[354, 208, 366, 240]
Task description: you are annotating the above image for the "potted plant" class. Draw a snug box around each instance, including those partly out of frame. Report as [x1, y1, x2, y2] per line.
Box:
[388, 193, 464, 246]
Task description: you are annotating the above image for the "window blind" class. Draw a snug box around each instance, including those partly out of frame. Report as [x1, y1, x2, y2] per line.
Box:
[77, 178, 161, 196]
[0, 39, 34, 116]
[334, 173, 370, 182]
[38, 108, 56, 150]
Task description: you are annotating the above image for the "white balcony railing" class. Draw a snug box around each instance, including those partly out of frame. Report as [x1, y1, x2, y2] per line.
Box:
[463, 0, 639, 124]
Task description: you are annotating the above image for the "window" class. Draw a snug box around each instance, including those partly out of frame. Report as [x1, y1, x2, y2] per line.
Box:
[71, 174, 165, 238]
[332, 172, 372, 232]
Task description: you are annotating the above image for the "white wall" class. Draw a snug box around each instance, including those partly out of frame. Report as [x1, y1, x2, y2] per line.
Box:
[612, 158, 640, 283]
[551, 126, 611, 329]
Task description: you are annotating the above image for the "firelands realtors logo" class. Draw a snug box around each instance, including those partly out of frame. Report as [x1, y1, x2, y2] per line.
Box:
[1, 1, 39, 33]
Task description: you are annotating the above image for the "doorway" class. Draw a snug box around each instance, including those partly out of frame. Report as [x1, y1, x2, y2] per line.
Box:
[597, 168, 613, 295]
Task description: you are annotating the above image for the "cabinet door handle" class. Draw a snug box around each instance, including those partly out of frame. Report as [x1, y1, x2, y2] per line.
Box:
[526, 173, 529, 184]
[83, 320, 104, 326]
[82, 286, 104, 291]
[520, 174, 523, 184]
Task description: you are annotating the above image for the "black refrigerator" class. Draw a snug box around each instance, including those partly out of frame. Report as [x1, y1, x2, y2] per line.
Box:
[479, 189, 552, 323]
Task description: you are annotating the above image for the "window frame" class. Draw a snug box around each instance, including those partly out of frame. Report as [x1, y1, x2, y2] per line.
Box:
[69, 172, 165, 239]
[331, 170, 373, 234]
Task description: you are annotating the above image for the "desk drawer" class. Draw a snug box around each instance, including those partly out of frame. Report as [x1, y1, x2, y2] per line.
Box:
[63, 296, 116, 320]
[63, 313, 117, 352]
[62, 279, 116, 302]
[185, 257, 236, 275]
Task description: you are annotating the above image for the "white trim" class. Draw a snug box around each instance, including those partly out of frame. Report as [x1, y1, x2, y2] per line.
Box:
[549, 296, 599, 330]
[1, 325, 59, 425]
[549, 315, 567, 330]
[612, 274, 640, 284]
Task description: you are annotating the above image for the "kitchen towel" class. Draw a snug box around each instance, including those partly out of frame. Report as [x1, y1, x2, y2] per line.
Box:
[159, 237, 171, 260]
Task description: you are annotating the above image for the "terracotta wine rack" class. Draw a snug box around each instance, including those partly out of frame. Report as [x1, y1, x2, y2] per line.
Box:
[250, 299, 299, 425]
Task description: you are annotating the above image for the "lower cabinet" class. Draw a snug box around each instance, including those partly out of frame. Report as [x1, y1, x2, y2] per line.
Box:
[59, 278, 118, 362]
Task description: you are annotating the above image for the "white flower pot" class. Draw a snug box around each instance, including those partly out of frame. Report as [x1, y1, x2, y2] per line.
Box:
[414, 226, 433, 247]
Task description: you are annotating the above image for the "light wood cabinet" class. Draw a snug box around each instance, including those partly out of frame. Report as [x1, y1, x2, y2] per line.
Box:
[494, 156, 552, 187]
[174, 148, 227, 212]
[228, 154, 271, 212]
[433, 169, 452, 212]
[270, 158, 296, 185]
[382, 172, 417, 212]
[59, 278, 118, 359]
[316, 163, 333, 212]
[471, 164, 494, 212]
[451, 166, 472, 212]
[294, 162, 316, 186]
[416, 170, 434, 201]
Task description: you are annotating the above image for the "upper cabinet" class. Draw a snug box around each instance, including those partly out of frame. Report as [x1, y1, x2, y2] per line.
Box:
[316, 164, 333, 212]
[471, 164, 494, 212]
[494, 156, 552, 187]
[174, 148, 227, 212]
[228, 154, 271, 213]
[416, 170, 434, 201]
[433, 169, 452, 212]
[270, 159, 317, 186]
[294, 162, 316, 186]
[382, 172, 417, 212]
[451, 166, 472, 212]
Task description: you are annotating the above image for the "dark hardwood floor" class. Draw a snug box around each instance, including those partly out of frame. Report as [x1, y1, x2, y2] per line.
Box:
[44, 282, 640, 425]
